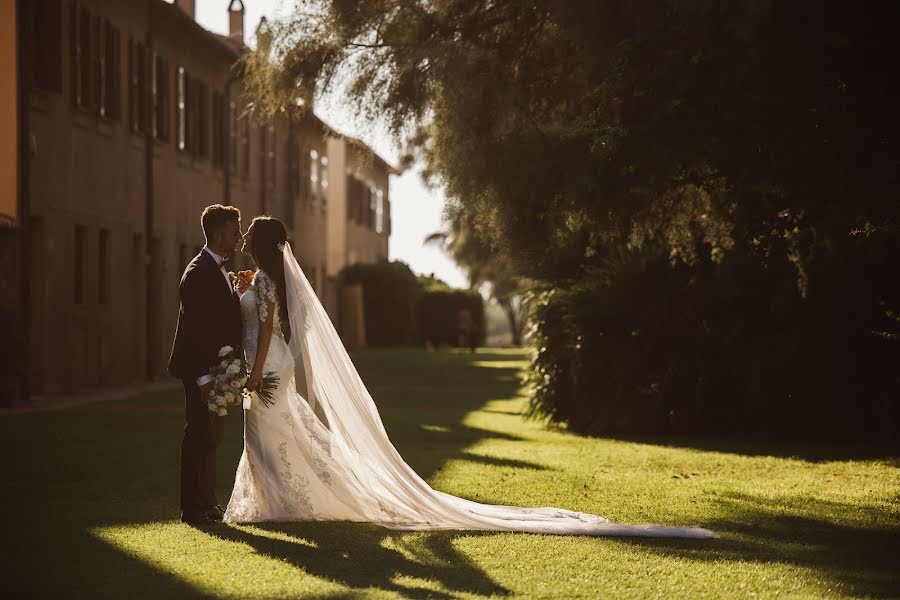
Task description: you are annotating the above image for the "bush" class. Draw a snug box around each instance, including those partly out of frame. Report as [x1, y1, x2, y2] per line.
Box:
[525, 243, 900, 437]
[340, 259, 421, 346]
[415, 289, 485, 348]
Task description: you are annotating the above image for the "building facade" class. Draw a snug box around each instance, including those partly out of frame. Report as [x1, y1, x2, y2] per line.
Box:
[11, 0, 395, 398]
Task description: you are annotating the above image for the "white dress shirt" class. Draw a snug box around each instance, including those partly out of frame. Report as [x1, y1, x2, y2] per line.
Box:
[196, 246, 233, 388]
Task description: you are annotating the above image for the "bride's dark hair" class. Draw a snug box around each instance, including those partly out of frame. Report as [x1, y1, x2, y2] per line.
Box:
[249, 216, 291, 341]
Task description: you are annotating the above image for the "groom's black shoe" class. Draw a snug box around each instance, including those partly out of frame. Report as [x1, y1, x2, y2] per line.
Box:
[180, 511, 210, 526]
[203, 505, 225, 522]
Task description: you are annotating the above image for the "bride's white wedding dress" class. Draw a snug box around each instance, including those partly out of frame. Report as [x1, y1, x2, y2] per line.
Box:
[223, 244, 716, 538]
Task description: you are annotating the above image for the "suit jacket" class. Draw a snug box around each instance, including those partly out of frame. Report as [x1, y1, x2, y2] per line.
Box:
[167, 250, 243, 382]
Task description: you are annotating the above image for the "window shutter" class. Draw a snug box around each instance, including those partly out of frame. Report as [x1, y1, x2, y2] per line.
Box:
[127, 37, 136, 129]
[92, 16, 102, 115]
[79, 6, 91, 109]
[69, 2, 79, 105]
[31, 0, 63, 93]
[104, 22, 120, 120]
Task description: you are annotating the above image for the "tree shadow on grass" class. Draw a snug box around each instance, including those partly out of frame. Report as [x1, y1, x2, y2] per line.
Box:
[618, 491, 900, 597]
[0, 349, 530, 599]
[206, 522, 509, 599]
[599, 434, 900, 464]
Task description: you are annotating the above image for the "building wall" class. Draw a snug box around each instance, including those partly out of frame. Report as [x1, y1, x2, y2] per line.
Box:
[345, 140, 391, 265]
[0, 0, 17, 223]
[22, 0, 394, 396]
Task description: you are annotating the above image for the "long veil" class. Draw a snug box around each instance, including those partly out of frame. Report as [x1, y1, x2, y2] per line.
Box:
[281, 243, 716, 538]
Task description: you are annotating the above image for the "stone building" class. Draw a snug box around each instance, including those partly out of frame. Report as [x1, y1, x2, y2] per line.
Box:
[3, 0, 396, 400]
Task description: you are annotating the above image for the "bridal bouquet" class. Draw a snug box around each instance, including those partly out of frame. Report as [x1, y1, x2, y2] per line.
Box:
[206, 346, 279, 415]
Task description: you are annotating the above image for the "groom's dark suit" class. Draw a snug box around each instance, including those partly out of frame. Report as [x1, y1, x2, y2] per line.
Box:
[168, 248, 242, 522]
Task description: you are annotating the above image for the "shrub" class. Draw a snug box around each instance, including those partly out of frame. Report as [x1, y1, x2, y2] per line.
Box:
[415, 289, 485, 348]
[340, 259, 421, 346]
[525, 243, 899, 437]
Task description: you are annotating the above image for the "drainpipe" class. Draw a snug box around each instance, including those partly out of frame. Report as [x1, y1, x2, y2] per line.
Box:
[144, 33, 154, 380]
[16, 0, 31, 403]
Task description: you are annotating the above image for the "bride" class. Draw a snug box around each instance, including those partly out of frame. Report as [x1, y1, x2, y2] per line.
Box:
[224, 216, 716, 538]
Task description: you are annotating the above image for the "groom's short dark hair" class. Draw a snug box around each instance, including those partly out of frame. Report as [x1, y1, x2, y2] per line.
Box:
[201, 204, 241, 239]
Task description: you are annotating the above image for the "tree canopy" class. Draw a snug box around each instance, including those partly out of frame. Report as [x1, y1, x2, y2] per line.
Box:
[246, 1, 899, 434]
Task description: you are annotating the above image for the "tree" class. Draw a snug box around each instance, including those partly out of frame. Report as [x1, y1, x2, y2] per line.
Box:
[424, 209, 531, 345]
[244, 1, 900, 435]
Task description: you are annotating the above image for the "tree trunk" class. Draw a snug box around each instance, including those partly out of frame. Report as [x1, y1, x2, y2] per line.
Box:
[498, 296, 522, 346]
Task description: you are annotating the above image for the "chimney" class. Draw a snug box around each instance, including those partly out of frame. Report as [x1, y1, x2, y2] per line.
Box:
[228, 0, 245, 43]
[175, 0, 195, 20]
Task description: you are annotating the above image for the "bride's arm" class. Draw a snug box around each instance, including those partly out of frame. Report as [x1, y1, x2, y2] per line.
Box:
[248, 299, 275, 390]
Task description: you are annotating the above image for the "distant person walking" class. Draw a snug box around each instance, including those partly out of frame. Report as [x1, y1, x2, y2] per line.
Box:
[455, 307, 478, 353]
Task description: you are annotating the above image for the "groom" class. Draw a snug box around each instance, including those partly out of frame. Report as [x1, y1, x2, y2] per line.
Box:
[168, 204, 243, 525]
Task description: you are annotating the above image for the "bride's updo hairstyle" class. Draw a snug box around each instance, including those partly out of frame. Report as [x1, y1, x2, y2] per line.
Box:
[249, 216, 291, 341]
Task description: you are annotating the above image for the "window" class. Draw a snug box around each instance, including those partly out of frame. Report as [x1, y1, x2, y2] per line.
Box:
[91, 16, 102, 113]
[176, 68, 186, 150]
[241, 114, 251, 176]
[320, 156, 329, 212]
[267, 124, 276, 187]
[69, 6, 119, 117]
[212, 91, 225, 169]
[309, 150, 319, 207]
[176, 69, 210, 158]
[196, 81, 209, 158]
[98, 229, 109, 304]
[29, 0, 63, 93]
[259, 125, 268, 184]
[74, 225, 86, 304]
[70, 4, 92, 108]
[298, 145, 308, 204]
[152, 54, 169, 140]
[368, 185, 377, 229]
[103, 21, 121, 120]
[345, 175, 357, 221]
[286, 140, 299, 220]
[128, 37, 147, 132]
[229, 101, 237, 169]
[375, 189, 384, 234]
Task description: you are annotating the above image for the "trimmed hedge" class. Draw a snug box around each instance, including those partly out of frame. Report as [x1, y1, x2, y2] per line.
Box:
[340, 259, 421, 346]
[416, 289, 485, 348]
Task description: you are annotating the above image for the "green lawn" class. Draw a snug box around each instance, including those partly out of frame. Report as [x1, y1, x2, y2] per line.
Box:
[1, 348, 898, 599]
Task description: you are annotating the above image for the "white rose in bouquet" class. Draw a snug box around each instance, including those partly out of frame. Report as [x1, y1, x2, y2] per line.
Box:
[226, 363, 240, 376]
[218, 346, 233, 357]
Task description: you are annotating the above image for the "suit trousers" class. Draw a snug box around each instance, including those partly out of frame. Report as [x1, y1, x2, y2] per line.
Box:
[180, 380, 225, 519]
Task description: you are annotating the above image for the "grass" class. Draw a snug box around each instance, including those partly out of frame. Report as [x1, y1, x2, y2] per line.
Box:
[1, 347, 898, 599]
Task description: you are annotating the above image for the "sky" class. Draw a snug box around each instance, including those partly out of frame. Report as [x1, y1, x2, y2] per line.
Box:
[191, 0, 471, 289]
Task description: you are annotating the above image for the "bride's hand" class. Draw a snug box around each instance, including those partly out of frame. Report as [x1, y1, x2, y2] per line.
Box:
[247, 370, 262, 392]
[236, 270, 254, 296]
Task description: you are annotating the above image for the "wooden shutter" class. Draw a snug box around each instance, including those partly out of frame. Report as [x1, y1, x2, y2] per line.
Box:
[104, 22, 121, 120]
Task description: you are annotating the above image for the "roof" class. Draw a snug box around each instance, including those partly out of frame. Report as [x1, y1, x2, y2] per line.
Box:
[157, 0, 401, 176]
[152, 0, 242, 59]
[335, 132, 403, 176]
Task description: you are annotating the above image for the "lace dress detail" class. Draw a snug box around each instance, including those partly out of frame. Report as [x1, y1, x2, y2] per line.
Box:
[224, 269, 347, 523]
[254, 270, 281, 332]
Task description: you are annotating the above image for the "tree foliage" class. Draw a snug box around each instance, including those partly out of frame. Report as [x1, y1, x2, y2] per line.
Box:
[424, 209, 531, 345]
[249, 1, 900, 435]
